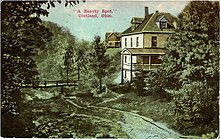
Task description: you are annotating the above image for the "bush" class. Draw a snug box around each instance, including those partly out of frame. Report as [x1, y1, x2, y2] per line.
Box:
[170, 81, 218, 132]
[144, 70, 171, 100]
[131, 70, 147, 96]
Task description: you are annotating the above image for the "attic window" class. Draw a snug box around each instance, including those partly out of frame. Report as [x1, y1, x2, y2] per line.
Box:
[160, 21, 167, 29]
[156, 15, 168, 29]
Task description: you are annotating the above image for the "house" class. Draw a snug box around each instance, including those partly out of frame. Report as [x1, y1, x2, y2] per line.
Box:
[105, 32, 121, 48]
[121, 7, 177, 83]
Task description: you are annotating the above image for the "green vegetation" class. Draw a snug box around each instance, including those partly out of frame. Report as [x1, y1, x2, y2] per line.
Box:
[35, 21, 86, 81]
[2, 0, 218, 138]
[86, 36, 116, 92]
[2, 1, 51, 115]
[132, 1, 219, 136]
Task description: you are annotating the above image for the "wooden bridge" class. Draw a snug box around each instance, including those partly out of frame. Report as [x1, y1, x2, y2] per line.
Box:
[21, 80, 79, 94]
[21, 80, 78, 88]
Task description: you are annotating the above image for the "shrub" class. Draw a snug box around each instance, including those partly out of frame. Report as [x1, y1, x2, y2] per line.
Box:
[144, 70, 171, 100]
[132, 70, 147, 96]
[170, 81, 218, 132]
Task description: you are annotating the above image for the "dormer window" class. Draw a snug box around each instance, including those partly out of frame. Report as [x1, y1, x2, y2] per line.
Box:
[155, 15, 168, 29]
[160, 21, 167, 29]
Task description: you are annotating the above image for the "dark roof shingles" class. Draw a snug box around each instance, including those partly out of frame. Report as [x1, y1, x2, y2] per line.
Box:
[122, 12, 177, 35]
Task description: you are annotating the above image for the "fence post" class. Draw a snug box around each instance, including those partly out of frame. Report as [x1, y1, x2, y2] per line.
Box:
[44, 81, 46, 87]
[61, 86, 63, 95]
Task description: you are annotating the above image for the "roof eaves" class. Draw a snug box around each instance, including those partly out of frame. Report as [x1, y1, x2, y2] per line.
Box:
[121, 48, 132, 54]
[121, 31, 143, 36]
[142, 30, 174, 33]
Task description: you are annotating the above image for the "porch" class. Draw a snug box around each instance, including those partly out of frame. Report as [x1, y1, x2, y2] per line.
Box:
[121, 48, 166, 83]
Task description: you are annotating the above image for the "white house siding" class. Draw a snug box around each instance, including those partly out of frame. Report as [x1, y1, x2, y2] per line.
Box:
[123, 70, 136, 82]
[123, 55, 137, 69]
[122, 54, 137, 82]
[121, 34, 144, 49]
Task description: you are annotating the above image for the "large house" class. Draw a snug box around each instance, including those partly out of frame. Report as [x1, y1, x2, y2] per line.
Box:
[121, 7, 177, 83]
[105, 32, 121, 48]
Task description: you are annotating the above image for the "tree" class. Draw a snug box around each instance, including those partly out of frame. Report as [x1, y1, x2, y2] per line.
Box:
[87, 36, 116, 93]
[162, 1, 219, 88]
[1, 1, 52, 114]
[64, 35, 75, 84]
[36, 22, 77, 82]
[161, 1, 219, 134]
[2, 1, 84, 115]
[73, 40, 90, 81]
[1, 1, 84, 137]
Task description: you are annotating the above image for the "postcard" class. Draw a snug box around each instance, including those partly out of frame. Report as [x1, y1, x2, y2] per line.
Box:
[1, 0, 219, 138]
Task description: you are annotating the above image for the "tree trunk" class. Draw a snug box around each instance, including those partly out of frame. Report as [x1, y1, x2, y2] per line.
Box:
[77, 66, 80, 81]
[66, 68, 69, 85]
[99, 78, 102, 92]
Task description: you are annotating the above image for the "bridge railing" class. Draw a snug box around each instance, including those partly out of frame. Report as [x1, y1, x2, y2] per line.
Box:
[21, 80, 79, 88]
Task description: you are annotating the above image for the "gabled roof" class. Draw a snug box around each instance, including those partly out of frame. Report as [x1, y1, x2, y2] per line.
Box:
[122, 12, 177, 35]
[105, 32, 121, 40]
[131, 17, 144, 24]
[121, 48, 167, 55]
[155, 15, 168, 22]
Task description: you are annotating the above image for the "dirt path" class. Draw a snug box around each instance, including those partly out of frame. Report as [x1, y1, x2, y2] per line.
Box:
[65, 97, 181, 139]
[96, 94, 124, 105]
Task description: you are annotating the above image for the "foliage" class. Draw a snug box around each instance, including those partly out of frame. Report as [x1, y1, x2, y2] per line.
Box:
[162, 1, 219, 88]
[132, 70, 147, 96]
[159, 1, 219, 135]
[132, 68, 174, 100]
[2, 0, 85, 116]
[1, 0, 84, 137]
[170, 81, 218, 133]
[144, 69, 172, 100]
[201, 131, 218, 139]
[1, 1, 52, 115]
[86, 36, 116, 93]
[36, 21, 78, 81]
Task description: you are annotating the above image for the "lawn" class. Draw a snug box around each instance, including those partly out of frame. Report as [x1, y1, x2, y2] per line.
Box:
[6, 85, 215, 138]
[7, 88, 128, 138]
[97, 92, 175, 129]
[106, 48, 121, 56]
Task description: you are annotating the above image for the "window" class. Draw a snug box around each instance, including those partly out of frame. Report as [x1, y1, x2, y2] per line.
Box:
[151, 36, 157, 47]
[160, 21, 167, 29]
[143, 56, 149, 64]
[125, 38, 127, 47]
[151, 56, 162, 64]
[131, 38, 133, 47]
[136, 37, 139, 47]
[124, 55, 127, 63]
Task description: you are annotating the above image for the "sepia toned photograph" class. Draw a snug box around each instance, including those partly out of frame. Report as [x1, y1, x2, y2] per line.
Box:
[1, 0, 219, 138]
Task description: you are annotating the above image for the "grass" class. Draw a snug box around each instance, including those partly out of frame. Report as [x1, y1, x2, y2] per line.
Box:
[98, 92, 175, 129]
[13, 86, 216, 138]
[106, 48, 121, 56]
[12, 88, 128, 138]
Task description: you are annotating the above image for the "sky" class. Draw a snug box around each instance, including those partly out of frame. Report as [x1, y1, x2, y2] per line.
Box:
[41, 0, 189, 41]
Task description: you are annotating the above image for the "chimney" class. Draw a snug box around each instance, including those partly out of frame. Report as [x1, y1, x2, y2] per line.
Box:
[145, 7, 149, 18]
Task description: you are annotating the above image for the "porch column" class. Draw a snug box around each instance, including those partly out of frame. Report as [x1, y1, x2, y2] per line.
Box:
[149, 56, 151, 70]
[130, 55, 133, 81]
[121, 54, 124, 85]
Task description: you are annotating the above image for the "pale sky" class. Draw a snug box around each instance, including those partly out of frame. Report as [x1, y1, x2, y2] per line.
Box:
[41, 0, 189, 41]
